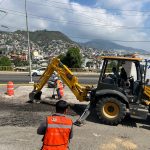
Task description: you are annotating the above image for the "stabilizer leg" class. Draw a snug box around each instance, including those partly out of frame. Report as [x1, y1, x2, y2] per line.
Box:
[74, 103, 91, 126]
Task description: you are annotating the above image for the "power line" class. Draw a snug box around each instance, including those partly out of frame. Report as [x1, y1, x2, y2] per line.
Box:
[24, 0, 132, 28]
[0, 0, 149, 30]
[25, 0, 150, 31]
[1, 24, 150, 43]
[0, 7, 150, 29]
[1, 10, 113, 30]
[0, 1, 149, 29]
[26, 0, 115, 26]
[28, 0, 150, 14]
[49, 0, 150, 13]
[0, 8, 124, 28]
[25, 0, 150, 18]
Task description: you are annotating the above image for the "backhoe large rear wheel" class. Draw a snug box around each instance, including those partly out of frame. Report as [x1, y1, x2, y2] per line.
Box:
[96, 96, 126, 125]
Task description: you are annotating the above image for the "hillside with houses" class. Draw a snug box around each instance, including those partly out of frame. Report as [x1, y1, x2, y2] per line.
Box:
[0, 30, 148, 71]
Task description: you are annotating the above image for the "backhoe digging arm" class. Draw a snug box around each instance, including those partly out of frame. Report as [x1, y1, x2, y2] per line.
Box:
[29, 57, 91, 102]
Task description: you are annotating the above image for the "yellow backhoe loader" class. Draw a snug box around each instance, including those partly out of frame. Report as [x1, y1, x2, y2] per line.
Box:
[29, 56, 150, 125]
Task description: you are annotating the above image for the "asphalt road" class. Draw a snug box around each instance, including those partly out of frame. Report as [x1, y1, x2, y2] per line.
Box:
[0, 98, 149, 150]
[0, 73, 99, 84]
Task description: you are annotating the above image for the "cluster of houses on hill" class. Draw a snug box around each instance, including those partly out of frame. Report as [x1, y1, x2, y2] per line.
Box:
[1, 32, 149, 72]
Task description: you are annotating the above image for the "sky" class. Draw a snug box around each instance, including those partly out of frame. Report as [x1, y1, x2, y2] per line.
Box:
[0, 0, 150, 51]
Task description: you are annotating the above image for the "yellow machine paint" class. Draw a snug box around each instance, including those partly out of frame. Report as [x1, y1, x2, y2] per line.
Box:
[144, 86, 150, 99]
[144, 86, 150, 105]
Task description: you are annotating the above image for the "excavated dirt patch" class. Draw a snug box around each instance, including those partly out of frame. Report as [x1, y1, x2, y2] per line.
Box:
[0, 100, 77, 127]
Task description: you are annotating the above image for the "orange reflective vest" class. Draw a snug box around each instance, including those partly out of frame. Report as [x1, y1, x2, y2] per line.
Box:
[42, 115, 73, 150]
[56, 80, 64, 97]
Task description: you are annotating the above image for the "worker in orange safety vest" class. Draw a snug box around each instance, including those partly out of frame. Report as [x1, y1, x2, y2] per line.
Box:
[37, 100, 73, 150]
[55, 79, 64, 99]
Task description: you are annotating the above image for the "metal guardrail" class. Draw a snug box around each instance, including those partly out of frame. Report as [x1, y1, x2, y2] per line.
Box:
[0, 66, 14, 71]
[0, 66, 28, 71]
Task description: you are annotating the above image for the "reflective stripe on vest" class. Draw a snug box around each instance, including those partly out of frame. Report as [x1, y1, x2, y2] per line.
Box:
[47, 124, 72, 129]
[7, 88, 14, 90]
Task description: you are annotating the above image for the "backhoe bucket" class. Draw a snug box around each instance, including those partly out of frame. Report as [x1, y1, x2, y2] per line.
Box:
[29, 91, 42, 102]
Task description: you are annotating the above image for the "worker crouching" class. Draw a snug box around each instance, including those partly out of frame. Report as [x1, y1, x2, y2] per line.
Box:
[37, 100, 73, 150]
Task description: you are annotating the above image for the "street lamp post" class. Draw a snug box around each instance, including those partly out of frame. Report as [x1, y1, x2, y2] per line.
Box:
[25, 0, 33, 83]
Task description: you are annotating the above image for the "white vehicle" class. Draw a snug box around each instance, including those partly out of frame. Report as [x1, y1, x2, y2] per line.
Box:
[31, 68, 46, 76]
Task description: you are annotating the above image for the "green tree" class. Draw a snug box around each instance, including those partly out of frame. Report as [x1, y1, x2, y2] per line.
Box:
[0, 56, 11, 66]
[60, 47, 82, 68]
[107, 60, 117, 68]
[58, 54, 65, 61]
[13, 58, 29, 66]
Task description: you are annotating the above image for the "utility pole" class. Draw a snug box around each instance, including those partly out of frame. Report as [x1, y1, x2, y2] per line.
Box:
[25, 0, 33, 83]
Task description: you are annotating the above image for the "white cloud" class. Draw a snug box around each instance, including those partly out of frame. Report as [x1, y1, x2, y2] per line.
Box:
[0, 0, 150, 51]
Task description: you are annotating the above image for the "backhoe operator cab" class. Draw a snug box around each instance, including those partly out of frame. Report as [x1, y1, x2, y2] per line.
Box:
[98, 56, 142, 97]
[95, 56, 150, 125]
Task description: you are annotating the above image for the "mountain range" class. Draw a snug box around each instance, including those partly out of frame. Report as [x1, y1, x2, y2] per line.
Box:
[80, 39, 148, 54]
[15, 30, 73, 46]
[0, 30, 149, 54]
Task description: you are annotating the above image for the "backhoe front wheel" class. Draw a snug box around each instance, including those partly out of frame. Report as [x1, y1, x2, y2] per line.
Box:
[96, 97, 126, 125]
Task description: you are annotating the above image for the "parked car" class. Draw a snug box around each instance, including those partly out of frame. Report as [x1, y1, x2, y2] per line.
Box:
[31, 67, 46, 76]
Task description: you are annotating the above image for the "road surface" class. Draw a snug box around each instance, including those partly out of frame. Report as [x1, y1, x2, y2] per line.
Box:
[0, 73, 99, 84]
[0, 97, 149, 150]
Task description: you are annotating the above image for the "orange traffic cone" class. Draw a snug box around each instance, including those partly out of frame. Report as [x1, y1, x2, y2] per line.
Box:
[7, 81, 14, 96]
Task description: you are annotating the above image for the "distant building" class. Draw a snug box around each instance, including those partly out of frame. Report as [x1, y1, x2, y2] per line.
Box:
[32, 50, 43, 60]
[10, 53, 28, 61]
